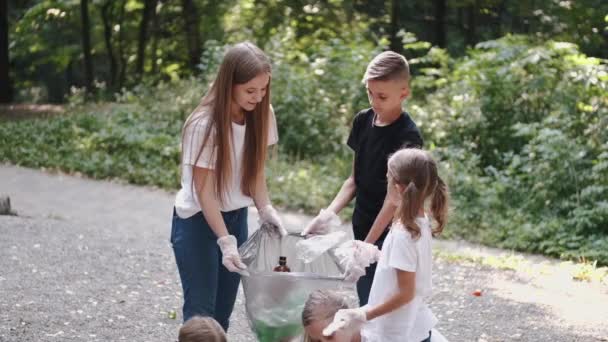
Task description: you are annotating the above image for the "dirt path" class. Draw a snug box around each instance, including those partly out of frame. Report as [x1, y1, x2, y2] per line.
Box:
[1, 164, 607, 341]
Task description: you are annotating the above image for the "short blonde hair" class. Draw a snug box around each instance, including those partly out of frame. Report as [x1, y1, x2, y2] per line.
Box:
[178, 316, 226, 342]
[362, 51, 410, 83]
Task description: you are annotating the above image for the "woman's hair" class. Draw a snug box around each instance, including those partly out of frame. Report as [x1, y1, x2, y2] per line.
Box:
[387, 148, 449, 239]
[302, 290, 349, 341]
[178, 316, 227, 342]
[182, 41, 272, 204]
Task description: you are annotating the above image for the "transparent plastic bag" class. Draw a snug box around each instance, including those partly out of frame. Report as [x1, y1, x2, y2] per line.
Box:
[239, 223, 350, 342]
[295, 231, 349, 263]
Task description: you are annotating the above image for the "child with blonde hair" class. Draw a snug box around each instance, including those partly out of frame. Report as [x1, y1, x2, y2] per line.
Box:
[178, 316, 227, 342]
[302, 51, 423, 306]
[302, 290, 359, 342]
[323, 148, 449, 342]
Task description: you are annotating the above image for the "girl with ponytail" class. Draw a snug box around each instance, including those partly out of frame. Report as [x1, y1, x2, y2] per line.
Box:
[323, 148, 449, 342]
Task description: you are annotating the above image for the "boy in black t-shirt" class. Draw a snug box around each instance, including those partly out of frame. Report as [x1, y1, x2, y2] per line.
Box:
[302, 51, 423, 306]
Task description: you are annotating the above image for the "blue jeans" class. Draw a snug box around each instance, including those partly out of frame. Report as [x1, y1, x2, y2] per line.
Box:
[170, 207, 248, 331]
[356, 237, 385, 306]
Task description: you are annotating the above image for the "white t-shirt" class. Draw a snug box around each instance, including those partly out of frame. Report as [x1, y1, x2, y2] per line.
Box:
[361, 216, 438, 342]
[174, 108, 278, 218]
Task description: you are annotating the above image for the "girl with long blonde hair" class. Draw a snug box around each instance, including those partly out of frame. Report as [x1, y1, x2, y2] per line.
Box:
[171, 42, 286, 331]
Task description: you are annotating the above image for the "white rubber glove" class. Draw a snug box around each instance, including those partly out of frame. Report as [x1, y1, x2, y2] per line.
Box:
[322, 307, 367, 337]
[217, 235, 249, 276]
[301, 208, 340, 236]
[258, 204, 287, 236]
[336, 240, 381, 283]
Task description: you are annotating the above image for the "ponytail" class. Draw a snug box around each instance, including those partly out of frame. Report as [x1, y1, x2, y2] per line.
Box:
[397, 181, 425, 240]
[430, 176, 449, 236]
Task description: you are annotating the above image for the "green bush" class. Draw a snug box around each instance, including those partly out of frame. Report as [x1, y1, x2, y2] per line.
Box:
[415, 36, 608, 264]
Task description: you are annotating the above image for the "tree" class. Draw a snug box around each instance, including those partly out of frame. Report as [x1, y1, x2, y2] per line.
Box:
[136, 0, 158, 76]
[0, 0, 12, 102]
[181, 0, 201, 71]
[100, 0, 117, 88]
[434, 0, 446, 48]
[80, 0, 94, 95]
[388, 0, 402, 53]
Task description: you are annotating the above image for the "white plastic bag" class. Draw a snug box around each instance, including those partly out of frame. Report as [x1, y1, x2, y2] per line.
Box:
[295, 231, 349, 263]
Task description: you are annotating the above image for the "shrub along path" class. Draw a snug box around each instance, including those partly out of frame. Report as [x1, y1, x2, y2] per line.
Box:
[1, 164, 607, 341]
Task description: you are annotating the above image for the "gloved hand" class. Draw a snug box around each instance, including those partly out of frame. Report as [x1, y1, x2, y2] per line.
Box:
[336, 240, 381, 283]
[258, 204, 287, 236]
[322, 307, 367, 337]
[301, 208, 340, 236]
[344, 263, 366, 283]
[217, 235, 249, 276]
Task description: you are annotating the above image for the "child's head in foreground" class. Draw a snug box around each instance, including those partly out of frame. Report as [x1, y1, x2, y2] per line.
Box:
[302, 290, 356, 342]
[363, 51, 411, 118]
[178, 316, 227, 342]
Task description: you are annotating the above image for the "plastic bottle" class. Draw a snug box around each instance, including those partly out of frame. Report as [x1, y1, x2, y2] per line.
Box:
[273, 256, 291, 272]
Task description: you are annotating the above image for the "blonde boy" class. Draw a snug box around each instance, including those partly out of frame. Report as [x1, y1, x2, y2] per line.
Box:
[303, 51, 423, 305]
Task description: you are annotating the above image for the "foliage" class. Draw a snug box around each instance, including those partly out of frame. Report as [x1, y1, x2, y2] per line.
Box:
[415, 36, 608, 264]
[3, 2, 608, 265]
[7, 0, 608, 102]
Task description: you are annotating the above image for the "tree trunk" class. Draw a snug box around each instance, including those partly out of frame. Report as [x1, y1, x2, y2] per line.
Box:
[136, 0, 158, 76]
[494, 0, 505, 38]
[80, 0, 94, 95]
[0, 196, 12, 215]
[150, 1, 160, 74]
[465, 2, 477, 47]
[181, 0, 201, 71]
[101, 1, 117, 88]
[0, 0, 12, 103]
[117, 0, 127, 88]
[434, 0, 446, 48]
[388, 0, 402, 53]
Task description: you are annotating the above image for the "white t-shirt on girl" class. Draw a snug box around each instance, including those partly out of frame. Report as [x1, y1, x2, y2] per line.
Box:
[361, 216, 438, 342]
[174, 108, 278, 218]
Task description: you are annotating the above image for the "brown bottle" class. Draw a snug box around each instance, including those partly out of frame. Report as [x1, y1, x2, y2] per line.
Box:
[273, 256, 291, 272]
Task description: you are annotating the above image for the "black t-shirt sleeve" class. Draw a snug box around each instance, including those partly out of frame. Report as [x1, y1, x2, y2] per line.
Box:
[399, 114, 424, 149]
[403, 128, 424, 149]
[347, 111, 363, 151]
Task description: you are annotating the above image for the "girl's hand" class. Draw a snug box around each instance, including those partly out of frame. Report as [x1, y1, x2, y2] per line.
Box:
[217, 235, 249, 276]
[258, 204, 287, 236]
[322, 307, 367, 337]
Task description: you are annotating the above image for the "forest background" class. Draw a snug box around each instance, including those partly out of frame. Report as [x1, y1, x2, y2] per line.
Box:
[1, 0, 607, 264]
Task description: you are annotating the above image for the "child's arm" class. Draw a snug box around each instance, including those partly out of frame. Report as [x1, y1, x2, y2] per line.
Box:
[322, 269, 415, 337]
[302, 161, 356, 235]
[364, 197, 396, 244]
[327, 160, 356, 214]
[365, 269, 415, 320]
[194, 166, 230, 238]
[194, 167, 248, 274]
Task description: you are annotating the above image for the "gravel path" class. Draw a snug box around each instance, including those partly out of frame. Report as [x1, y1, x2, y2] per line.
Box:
[1, 164, 607, 341]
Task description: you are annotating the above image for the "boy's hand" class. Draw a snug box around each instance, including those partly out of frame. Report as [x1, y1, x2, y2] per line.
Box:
[301, 208, 340, 236]
[217, 235, 249, 276]
[323, 307, 367, 337]
[336, 240, 381, 282]
[258, 204, 287, 236]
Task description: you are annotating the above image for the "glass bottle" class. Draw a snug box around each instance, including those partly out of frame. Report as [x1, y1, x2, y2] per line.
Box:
[273, 256, 291, 272]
